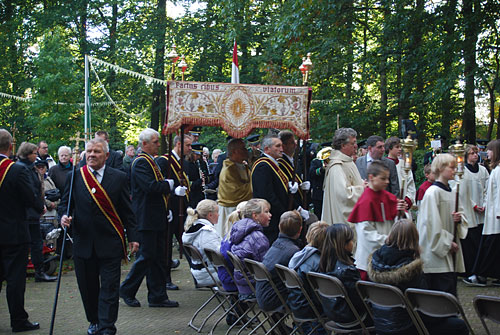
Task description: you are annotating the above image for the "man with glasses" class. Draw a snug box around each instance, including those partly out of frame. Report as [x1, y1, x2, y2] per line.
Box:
[36, 140, 56, 169]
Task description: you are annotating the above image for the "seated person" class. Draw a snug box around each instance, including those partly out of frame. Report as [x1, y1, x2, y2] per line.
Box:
[182, 199, 221, 286]
[230, 199, 271, 300]
[319, 224, 368, 324]
[256, 210, 303, 311]
[368, 219, 468, 335]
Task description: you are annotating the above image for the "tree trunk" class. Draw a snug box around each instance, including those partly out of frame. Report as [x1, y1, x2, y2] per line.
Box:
[151, 0, 167, 153]
[463, 0, 479, 144]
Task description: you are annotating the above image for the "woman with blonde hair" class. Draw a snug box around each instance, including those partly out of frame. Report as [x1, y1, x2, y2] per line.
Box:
[182, 199, 221, 286]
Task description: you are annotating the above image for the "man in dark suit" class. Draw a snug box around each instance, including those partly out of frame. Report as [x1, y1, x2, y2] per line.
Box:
[120, 128, 180, 308]
[60, 137, 138, 335]
[79, 131, 124, 171]
[355, 135, 400, 197]
[252, 134, 294, 243]
[0, 129, 40, 333]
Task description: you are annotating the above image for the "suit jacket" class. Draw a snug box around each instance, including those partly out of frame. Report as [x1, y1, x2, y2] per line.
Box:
[130, 154, 172, 231]
[252, 155, 289, 240]
[355, 155, 400, 197]
[58, 166, 137, 259]
[79, 149, 124, 171]
[156, 154, 186, 218]
[0, 157, 38, 244]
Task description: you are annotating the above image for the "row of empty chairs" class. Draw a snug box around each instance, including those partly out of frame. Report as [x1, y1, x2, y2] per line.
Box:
[184, 244, 500, 335]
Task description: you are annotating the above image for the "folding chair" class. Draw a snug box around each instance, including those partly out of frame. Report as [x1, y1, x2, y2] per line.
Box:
[226, 251, 271, 335]
[244, 259, 297, 335]
[307, 272, 373, 334]
[355, 280, 426, 335]
[183, 244, 235, 333]
[204, 248, 254, 335]
[405, 288, 475, 335]
[473, 295, 500, 335]
[273, 264, 327, 335]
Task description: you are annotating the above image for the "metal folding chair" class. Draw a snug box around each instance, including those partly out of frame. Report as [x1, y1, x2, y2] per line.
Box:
[244, 259, 297, 335]
[473, 294, 500, 335]
[355, 280, 426, 335]
[307, 272, 373, 334]
[226, 251, 271, 335]
[184, 244, 234, 333]
[273, 264, 327, 335]
[405, 288, 475, 335]
[204, 248, 254, 335]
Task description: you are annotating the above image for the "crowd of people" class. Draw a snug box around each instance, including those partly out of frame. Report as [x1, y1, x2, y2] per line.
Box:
[0, 125, 498, 334]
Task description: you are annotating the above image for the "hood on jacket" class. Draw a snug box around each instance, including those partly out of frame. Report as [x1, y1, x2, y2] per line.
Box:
[182, 219, 214, 245]
[229, 218, 263, 245]
[289, 246, 320, 270]
[329, 149, 353, 164]
[367, 246, 423, 286]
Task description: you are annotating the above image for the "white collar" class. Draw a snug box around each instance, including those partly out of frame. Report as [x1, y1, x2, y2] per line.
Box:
[171, 150, 180, 161]
[263, 153, 279, 166]
[284, 153, 294, 165]
[88, 164, 106, 179]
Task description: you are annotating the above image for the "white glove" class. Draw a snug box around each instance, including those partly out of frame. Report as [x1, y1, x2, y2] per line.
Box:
[175, 186, 187, 196]
[165, 179, 174, 190]
[297, 206, 310, 221]
[288, 181, 299, 194]
[167, 210, 173, 222]
[300, 181, 311, 191]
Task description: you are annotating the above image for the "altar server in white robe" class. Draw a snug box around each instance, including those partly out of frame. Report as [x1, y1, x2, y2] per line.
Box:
[322, 128, 365, 225]
[348, 161, 406, 280]
[385, 137, 416, 210]
[470, 140, 500, 286]
[449, 145, 488, 281]
[417, 153, 468, 297]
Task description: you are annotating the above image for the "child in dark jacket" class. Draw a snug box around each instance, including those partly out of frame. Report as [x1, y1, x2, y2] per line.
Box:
[256, 210, 303, 311]
[368, 219, 468, 335]
[319, 224, 368, 325]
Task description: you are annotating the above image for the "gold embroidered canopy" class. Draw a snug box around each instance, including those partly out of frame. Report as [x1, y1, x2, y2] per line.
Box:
[163, 80, 311, 139]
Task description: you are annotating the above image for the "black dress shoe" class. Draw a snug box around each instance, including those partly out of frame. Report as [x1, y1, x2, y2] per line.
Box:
[171, 258, 180, 269]
[166, 282, 179, 290]
[149, 299, 179, 307]
[87, 323, 98, 335]
[35, 270, 57, 282]
[12, 320, 40, 333]
[119, 293, 141, 307]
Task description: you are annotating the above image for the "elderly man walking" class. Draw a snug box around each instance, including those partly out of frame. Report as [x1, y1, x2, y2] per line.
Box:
[60, 137, 138, 335]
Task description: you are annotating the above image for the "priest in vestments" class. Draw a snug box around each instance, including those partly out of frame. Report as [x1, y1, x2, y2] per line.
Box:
[322, 128, 365, 225]
[217, 138, 253, 237]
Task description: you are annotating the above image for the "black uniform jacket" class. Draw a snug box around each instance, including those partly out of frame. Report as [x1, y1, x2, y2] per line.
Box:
[130, 155, 172, 231]
[58, 165, 137, 259]
[0, 157, 38, 245]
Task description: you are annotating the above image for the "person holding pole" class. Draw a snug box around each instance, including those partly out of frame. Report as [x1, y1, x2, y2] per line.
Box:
[0, 129, 40, 333]
[416, 153, 467, 296]
[119, 128, 180, 307]
[59, 137, 138, 335]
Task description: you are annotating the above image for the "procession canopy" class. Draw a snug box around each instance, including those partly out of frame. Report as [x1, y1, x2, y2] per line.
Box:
[163, 80, 311, 139]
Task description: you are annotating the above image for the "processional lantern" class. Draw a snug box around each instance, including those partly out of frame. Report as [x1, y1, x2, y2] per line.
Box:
[167, 44, 179, 80]
[449, 141, 465, 179]
[299, 57, 306, 85]
[397, 135, 417, 218]
[178, 55, 188, 81]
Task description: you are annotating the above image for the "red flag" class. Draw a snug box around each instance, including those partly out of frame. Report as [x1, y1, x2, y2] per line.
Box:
[231, 40, 239, 84]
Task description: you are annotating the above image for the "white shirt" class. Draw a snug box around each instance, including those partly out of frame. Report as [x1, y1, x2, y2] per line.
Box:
[263, 153, 279, 166]
[88, 165, 106, 183]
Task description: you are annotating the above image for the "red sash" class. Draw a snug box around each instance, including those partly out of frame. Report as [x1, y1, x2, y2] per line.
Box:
[278, 157, 304, 199]
[133, 153, 169, 209]
[251, 157, 289, 192]
[80, 166, 127, 259]
[158, 154, 191, 202]
[0, 158, 14, 190]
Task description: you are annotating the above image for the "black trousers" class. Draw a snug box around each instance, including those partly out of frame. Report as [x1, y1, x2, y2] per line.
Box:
[0, 243, 30, 328]
[28, 223, 43, 270]
[120, 230, 168, 304]
[423, 272, 457, 297]
[73, 250, 121, 334]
